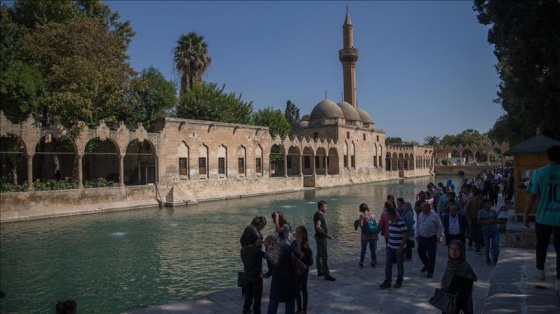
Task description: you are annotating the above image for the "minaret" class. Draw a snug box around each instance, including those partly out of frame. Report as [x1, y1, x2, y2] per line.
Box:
[338, 7, 359, 108]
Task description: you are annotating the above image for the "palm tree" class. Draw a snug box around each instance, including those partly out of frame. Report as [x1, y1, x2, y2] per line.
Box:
[173, 32, 212, 94]
[423, 136, 440, 146]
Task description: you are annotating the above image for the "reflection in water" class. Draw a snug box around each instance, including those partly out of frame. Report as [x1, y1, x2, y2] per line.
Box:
[0, 177, 459, 313]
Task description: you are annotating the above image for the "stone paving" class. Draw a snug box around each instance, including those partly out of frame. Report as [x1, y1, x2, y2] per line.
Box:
[134, 222, 559, 314]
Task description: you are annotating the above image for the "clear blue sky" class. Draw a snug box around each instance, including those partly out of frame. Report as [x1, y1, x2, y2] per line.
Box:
[107, 1, 503, 144]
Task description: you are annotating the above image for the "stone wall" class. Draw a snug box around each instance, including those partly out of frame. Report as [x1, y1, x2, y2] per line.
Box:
[0, 185, 158, 222]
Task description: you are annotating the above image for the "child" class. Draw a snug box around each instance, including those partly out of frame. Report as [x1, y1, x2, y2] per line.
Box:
[441, 240, 477, 313]
[292, 226, 313, 314]
[241, 233, 268, 314]
[478, 198, 500, 265]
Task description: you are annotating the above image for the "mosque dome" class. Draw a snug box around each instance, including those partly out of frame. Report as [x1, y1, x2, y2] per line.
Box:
[309, 99, 344, 120]
[298, 120, 309, 128]
[337, 101, 361, 122]
[356, 108, 373, 124]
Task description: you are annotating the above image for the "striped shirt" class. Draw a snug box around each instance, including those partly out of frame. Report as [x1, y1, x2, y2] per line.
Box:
[388, 218, 408, 250]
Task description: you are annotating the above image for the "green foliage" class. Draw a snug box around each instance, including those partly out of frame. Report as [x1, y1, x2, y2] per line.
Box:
[176, 82, 253, 124]
[473, 0, 560, 144]
[284, 100, 300, 132]
[423, 136, 440, 146]
[22, 13, 135, 130]
[253, 107, 291, 138]
[83, 178, 115, 188]
[32, 179, 78, 191]
[174, 32, 212, 94]
[0, 61, 45, 121]
[439, 129, 492, 147]
[121, 67, 177, 130]
[385, 137, 402, 145]
[0, 182, 27, 192]
[0, 177, 115, 192]
[1, 0, 136, 136]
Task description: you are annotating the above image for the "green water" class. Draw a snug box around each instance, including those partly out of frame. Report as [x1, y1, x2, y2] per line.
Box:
[0, 176, 457, 313]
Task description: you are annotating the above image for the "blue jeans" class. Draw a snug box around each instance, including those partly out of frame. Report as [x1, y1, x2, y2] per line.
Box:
[267, 298, 295, 314]
[385, 247, 404, 282]
[483, 229, 500, 262]
[360, 238, 377, 264]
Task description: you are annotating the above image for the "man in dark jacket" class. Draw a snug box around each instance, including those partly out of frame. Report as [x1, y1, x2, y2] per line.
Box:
[443, 204, 467, 245]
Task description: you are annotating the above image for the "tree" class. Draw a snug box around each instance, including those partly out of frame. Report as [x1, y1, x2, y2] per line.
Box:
[473, 0, 560, 145]
[22, 13, 135, 130]
[121, 67, 177, 130]
[253, 107, 291, 138]
[176, 82, 253, 124]
[385, 137, 402, 145]
[439, 129, 491, 147]
[284, 100, 300, 132]
[174, 32, 212, 94]
[423, 136, 440, 146]
[0, 6, 45, 121]
[11, 0, 134, 52]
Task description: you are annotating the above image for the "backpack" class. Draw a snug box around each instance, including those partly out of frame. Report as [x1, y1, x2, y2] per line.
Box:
[363, 218, 378, 235]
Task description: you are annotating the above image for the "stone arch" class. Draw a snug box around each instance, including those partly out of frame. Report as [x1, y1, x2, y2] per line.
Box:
[178, 141, 189, 179]
[0, 133, 27, 185]
[124, 138, 156, 184]
[302, 146, 314, 175]
[198, 144, 209, 178]
[217, 144, 227, 177]
[316, 147, 327, 175]
[33, 134, 76, 182]
[373, 143, 378, 168]
[385, 152, 391, 171]
[287, 146, 301, 176]
[236, 145, 246, 177]
[343, 142, 349, 169]
[255, 145, 263, 176]
[350, 141, 356, 169]
[328, 147, 339, 175]
[462, 149, 475, 165]
[270, 144, 285, 177]
[83, 137, 119, 184]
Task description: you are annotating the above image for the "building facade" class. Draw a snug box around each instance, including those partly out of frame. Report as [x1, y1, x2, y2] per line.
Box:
[0, 10, 433, 221]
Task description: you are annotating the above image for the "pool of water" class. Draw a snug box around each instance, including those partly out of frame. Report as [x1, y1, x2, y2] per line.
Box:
[0, 176, 459, 313]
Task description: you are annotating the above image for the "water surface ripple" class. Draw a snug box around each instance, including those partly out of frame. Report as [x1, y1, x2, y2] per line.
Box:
[0, 177, 456, 313]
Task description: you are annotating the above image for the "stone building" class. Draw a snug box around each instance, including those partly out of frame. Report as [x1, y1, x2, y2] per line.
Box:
[0, 10, 433, 221]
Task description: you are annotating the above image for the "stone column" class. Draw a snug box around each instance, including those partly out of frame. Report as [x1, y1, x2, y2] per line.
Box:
[283, 153, 288, 178]
[325, 156, 329, 176]
[26, 154, 34, 191]
[299, 154, 303, 177]
[119, 154, 125, 187]
[312, 154, 316, 175]
[77, 154, 83, 189]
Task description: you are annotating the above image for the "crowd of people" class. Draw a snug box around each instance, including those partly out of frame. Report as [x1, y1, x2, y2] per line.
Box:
[238, 175, 510, 314]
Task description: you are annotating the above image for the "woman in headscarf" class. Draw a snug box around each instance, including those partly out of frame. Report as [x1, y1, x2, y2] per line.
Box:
[441, 240, 478, 314]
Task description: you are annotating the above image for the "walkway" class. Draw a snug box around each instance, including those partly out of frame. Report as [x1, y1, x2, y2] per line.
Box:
[134, 223, 559, 313]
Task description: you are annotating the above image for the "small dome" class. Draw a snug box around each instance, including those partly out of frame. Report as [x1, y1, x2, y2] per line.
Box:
[337, 101, 361, 122]
[356, 108, 373, 124]
[298, 120, 309, 128]
[309, 99, 344, 120]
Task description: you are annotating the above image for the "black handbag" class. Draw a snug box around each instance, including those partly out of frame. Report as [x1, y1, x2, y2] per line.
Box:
[291, 254, 308, 276]
[237, 271, 246, 287]
[429, 288, 456, 313]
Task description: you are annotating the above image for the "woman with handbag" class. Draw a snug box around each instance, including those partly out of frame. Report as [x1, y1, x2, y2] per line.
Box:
[440, 240, 478, 313]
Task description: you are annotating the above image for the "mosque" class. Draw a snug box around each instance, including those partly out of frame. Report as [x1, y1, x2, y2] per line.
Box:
[0, 10, 433, 220]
